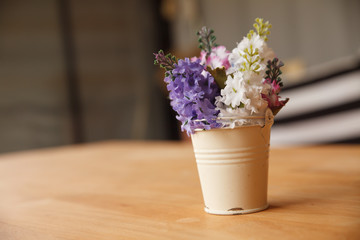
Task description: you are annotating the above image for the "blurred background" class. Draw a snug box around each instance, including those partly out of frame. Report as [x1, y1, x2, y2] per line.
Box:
[0, 0, 359, 153]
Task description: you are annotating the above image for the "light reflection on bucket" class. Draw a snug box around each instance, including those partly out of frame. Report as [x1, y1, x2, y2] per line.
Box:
[191, 109, 274, 215]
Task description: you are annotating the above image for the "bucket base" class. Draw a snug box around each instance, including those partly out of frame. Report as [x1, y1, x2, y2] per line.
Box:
[204, 204, 269, 215]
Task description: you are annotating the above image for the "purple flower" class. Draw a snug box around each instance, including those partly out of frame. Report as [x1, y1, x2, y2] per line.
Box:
[165, 58, 220, 135]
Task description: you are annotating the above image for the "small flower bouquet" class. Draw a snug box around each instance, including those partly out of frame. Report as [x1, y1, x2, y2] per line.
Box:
[154, 18, 289, 215]
[154, 18, 288, 135]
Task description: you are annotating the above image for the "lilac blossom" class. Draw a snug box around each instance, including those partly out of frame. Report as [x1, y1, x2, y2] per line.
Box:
[165, 58, 220, 135]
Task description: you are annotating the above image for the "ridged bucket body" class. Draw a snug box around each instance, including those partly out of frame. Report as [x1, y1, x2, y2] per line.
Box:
[191, 109, 274, 215]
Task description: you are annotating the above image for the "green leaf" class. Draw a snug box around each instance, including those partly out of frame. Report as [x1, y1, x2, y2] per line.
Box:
[206, 66, 227, 89]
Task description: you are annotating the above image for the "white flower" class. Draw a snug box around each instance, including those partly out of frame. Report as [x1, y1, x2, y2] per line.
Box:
[227, 34, 275, 75]
[220, 71, 245, 107]
[216, 33, 275, 125]
[216, 71, 268, 117]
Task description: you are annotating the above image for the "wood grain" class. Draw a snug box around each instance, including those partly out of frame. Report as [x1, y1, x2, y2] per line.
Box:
[0, 141, 359, 239]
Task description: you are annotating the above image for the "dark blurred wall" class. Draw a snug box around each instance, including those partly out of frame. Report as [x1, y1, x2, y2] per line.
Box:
[67, 0, 166, 141]
[0, 1, 72, 152]
[0, 0, 176, 153]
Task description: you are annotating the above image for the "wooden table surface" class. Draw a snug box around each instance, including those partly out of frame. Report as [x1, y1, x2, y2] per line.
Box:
[0, 141, 359, 240]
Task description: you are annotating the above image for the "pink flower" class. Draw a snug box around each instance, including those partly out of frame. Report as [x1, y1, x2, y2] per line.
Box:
[262, 93, 283, 108]
[266, 78, 281, 94]
[262, 78, 284, 108]
[198, 46, 231, 70]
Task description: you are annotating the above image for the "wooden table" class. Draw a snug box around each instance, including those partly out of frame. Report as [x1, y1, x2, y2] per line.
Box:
[1, 141, 359, 240]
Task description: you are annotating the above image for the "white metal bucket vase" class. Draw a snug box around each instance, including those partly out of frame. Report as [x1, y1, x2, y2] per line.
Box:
[191, 108, 274, 215]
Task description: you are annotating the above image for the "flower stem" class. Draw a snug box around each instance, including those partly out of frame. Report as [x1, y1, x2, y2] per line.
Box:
[197, 26, 218, 57]
[153, 50, 178, 72]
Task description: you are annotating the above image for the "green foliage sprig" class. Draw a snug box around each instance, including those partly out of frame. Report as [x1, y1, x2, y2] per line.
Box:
[153, 50, 178, 73]
[197, 26, 218, 56]
[265, 58, 284, 87]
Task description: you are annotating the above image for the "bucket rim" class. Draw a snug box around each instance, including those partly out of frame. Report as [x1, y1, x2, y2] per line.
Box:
[193, 124, 264, 132]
